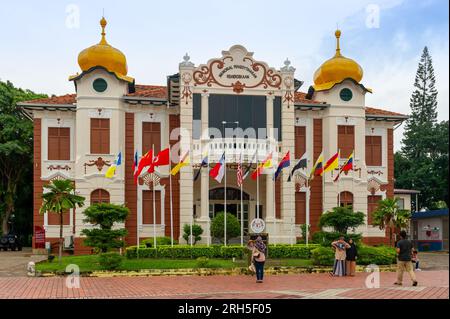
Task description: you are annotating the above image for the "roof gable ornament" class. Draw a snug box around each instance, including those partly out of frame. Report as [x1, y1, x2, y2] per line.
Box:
[180, 53, 194, 67]
[281, 58, 296, 73]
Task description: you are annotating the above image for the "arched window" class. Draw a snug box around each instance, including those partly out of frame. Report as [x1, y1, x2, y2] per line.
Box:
[90, 189, 110, 205]
[339, 191, 353, 208]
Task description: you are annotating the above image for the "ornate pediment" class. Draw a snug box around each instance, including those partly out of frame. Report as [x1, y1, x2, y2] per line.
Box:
[367, 177, 388, 195]
[192, 45, 283, 93]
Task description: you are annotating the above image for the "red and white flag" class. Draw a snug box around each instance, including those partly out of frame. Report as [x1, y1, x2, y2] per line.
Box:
[237, 154, 243, 188]
[209, 153, 225, 183]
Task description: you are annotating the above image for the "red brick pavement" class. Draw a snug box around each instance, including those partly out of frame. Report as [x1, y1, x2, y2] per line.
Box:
[0, 271, 447, 299]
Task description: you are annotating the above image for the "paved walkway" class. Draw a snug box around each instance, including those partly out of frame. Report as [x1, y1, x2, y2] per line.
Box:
[0, 270, 447, 299]
[0, 249, 46, 277]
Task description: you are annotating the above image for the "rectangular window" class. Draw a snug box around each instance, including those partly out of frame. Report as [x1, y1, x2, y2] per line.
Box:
[295, 126, 306, 159]
[47, 210, 70, 226]
[338, 125, 354, 159]
[365, 136, 382, 166]
[273, 97, 282, 141]
[367, 195, 382, 225]
[142, 190, 161, 224]
[295, 192, 306, 224]
[142, 122, 161, 154]
[397, 198, 405, 210]
[48, 127, 70, 160]
[90, 119, 110, 154]
[193, 93, 201, 139]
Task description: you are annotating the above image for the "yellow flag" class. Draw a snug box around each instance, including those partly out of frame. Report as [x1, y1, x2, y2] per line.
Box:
[105, 165, 117, 178]
[170, 153, 190, 176]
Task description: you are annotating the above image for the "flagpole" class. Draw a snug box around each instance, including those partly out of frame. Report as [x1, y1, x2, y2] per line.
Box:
[240, 153, 244, 247]
[169, 145, 174, 247]
[338, 149, 341, 207]
[273, 166, 276, 246]
[152, 144, 157, 250]
[224, 150, 227, 247]
[306, 178, 310, 246]
[256, 148, 259, 220]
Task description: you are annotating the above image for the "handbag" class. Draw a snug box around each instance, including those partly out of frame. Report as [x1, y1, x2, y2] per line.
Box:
[248, 263, 256, 273]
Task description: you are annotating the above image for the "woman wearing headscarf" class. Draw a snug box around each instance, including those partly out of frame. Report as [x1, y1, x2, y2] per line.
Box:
[252, 236, 266, 283]
[331, 236, 350, 277]
[345, 238, 358, 276]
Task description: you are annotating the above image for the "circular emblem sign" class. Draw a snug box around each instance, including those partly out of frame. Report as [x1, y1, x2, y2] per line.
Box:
[250, 218, 265, 234]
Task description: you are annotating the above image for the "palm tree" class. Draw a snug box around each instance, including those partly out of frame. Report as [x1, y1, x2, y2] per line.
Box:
[371, 197, 411, 246]
[40, 179, 85, 263]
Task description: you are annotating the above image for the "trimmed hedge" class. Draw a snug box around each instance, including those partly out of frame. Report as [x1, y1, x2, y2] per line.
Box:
[125, 244, 320, 260]
[311, 245, 396, 266]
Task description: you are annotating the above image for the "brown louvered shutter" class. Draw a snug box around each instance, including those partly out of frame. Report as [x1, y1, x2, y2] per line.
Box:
[142, 122, 161, 154]
[339, 191, 354, 208]
[90, 189, 110, 205]
[338, 125, 354, 158]
[91, 119, 110, 154]
[142, 190, 161, 224]
[48, 127, 70, 160]
[295, 126, 306, 159]
[366, 136, 382, 166]
[367, 195, 382, 225]
[295, 192, 306, 224]
[47, 210, 70, 225]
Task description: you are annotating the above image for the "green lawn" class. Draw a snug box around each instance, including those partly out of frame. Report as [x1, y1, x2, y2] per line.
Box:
[35, 255, 313, 273]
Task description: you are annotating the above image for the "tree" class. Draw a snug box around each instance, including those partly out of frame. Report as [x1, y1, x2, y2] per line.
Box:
[395, 47, 448, 209]
[182, 224, 203, 245]
[40, 179, 85, 263]
[0, 80, 46, 237]
[371, 197, 411, 247]
[319, 206, 365, 234]
[210, 212, 240, 244]
[81, 203, 129, 253]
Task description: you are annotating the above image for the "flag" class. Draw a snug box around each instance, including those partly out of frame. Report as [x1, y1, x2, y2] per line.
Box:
[134, 150, 153, 184]
[194, 154, 209, 181]
[237, 154, 243, 188]
[287, 152, 307, 182]
[105, 152, 122, 178]
[274, 151, 290, 180]
[323, 150, 340, 173]
[242, 151, 257, 180]
[251, 152, 272, 180]
[334, 151, 354, 182]
[148, 148, 170, 173]
[309, 151, 324, 180]
[171, 151, 190, 176]
[132, 151, 138, 175]
[210, 153, 225, 183]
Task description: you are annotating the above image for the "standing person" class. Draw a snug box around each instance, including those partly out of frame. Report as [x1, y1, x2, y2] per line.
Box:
[246, 240, 256, 274]
[394, 230, 418, 286]
[411, 249, 421, 271]
[253, 236, 266, 283]
[331, 237, 350, 277]
[345, 238, 358, 276]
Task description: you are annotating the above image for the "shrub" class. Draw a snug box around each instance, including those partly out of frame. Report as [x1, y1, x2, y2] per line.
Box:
[319, 206, 365, 234]
[182, 224, 204, 245]
[210, 212, 241, 244]
[98, 252, 123, 270]
[311, 247, 335, 266]
[267, 244, 320, 259]
[141, 237, 178, 247]
[196, 257, 209, 268]
[312, 231, 362, 247]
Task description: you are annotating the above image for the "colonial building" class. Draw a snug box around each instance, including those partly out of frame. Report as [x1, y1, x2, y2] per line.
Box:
[20, 18, 408, 254]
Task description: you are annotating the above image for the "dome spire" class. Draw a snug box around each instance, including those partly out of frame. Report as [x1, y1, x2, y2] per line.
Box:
[99, 17, 107, 45]
[335, 29, 342, 57]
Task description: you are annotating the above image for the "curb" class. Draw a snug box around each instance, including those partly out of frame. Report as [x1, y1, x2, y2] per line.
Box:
[34, 265, 397, 278]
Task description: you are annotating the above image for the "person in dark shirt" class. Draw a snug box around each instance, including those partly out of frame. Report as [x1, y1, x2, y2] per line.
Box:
[394, 230, 418, 286]
[345, 238, 358, 276]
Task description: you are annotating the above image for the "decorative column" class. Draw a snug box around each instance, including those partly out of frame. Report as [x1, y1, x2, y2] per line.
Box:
[265, 94, 275, 222]
[178, 54, 195, 243]
[199, 92, 210, 221]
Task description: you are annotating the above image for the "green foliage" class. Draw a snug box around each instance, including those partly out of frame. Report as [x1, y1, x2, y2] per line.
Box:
[296, 224, 311, 243]
[81, 203, 129, 252]
[0, 80, 46, 237]
[371, 197, 411, 246]
[182, 224, 204, 245]
[265, 244, 320, 259]
[312, 231, 362, 247]
[196, 257, 209, 268]
[319, 206, 365, 234]
[210, 212, 241, 244]
[311, 245, 396, 266]
[395, 47, 448, 209]
[98, 252, 123, 270]
[141, 237, 178, 247]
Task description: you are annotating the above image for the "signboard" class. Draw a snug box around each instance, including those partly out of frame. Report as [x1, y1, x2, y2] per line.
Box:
[250, 218, 265, 234]
[34, 226, 46, 249]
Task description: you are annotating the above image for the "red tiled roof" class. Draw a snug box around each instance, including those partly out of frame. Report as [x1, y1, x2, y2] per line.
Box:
[127, 85, 167, 98]
[294, 92, 323, 104]
[365, 107, 407, 117]
[22, 94, 76, 105]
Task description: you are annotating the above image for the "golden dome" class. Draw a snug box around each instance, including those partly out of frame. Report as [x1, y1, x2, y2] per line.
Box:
[313, 30, 364, 91]
[77, 17, 129, 79]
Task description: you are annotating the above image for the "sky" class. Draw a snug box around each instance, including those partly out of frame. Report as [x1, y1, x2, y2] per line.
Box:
[0, 0, 448, 150]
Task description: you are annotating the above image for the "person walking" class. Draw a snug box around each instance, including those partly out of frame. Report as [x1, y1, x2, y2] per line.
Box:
[331, 237, 350, 277]
[345, 238, 358, 276]
[253, 236, 266, 283]
[394, 230, 418, 286]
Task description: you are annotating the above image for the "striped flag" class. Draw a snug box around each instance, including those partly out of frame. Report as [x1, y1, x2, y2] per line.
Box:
[242, 151, 257, 180]
[287, 152, 307, 182]
[237, 154, 243, 188]
[170, 151, 190, 176]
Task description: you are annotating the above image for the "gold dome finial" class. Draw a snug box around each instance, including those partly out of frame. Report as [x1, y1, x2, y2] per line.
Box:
[335, 29, 341, 57]
[99, 17, 107, 45]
